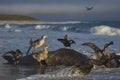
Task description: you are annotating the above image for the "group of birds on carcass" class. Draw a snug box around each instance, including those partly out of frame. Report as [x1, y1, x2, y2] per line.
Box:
[2, 34, 120, 75]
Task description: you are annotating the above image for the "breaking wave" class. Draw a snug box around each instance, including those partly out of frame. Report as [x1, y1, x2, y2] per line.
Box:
[12, 29, 22, 32]
[34, 24, 82, 32]
[17, 67, 85, 80]
[34, 24, 120, 36]
[35, 25, 50, 30]
[1, 23, 120, 36]
[4, 24, 11, 29]
[90, 25, 120, 36]
[0, 24, 22, 32]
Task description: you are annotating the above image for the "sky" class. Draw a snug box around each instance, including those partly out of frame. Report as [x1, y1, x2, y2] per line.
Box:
[0, 0, 120, 21]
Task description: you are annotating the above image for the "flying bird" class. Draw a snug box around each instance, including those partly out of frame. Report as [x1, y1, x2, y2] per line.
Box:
[86, 6, 94, 11]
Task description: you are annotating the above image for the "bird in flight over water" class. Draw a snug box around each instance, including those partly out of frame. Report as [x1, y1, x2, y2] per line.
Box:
[86, 6, 94, 11]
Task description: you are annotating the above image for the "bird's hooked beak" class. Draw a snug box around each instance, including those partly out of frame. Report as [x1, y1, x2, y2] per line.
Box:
[41, 35, 48, 39]
[46, 36, 48, 39]
[44, 35, 48, 39]
[48, 47, 50, 50]
[44, 45, 50, 50]
[46, 46, 50, 50]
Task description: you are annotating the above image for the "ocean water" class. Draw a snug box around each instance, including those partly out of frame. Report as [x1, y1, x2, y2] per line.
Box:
[0, 21, 120, 80]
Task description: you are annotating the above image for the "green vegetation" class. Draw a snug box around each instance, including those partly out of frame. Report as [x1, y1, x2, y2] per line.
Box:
[0, 14, 39, 21]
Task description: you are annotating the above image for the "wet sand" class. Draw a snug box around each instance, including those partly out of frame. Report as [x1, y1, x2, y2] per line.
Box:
[0, 76, 15, 80]
[0, 56, 46, 80]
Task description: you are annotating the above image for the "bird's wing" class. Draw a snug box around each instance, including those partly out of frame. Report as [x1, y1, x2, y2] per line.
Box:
[102, 41, 114, 55]
[82, 42, 102, 58]
[69, 40, 76, 44]
[86, 6, 94, 10]
[57, 39, 66, 43]
[33, 39, 40, 43]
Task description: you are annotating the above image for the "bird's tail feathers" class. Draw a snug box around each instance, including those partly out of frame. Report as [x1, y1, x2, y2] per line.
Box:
[69, 40, 76, 44]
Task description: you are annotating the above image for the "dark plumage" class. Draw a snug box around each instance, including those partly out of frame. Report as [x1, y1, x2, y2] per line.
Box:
[82, 42, 102, 59]
[102, 41, 113, 55]
[82, 41, 120, 68]
[57, 35, 76, 48]
[2, 49, 23, 64]
[81, 41, 114, 59]
[86, 6, 94, 11]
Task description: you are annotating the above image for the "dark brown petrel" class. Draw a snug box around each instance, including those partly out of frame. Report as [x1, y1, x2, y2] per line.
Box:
[2, 49, 23, 64]
[81, 41, 114, 60]
[82, 42, 102, 59]
[57, 35, 76, 48]
[86, 6, 94, 11]
[102, 41, 113, 56]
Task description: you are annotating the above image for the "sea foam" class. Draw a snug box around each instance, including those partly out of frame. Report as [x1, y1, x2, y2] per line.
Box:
[17, 67, 85, 80]
[4, 24, 11, 29]
[35, 25, 50, 30]
[90, 25, 120, 36]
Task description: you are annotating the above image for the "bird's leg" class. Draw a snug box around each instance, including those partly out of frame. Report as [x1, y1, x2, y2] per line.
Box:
[15, 61, 19, 65]
[39, 62, 43, 66]
[14, 61, 18, 65]
[33, 48, 36, 53]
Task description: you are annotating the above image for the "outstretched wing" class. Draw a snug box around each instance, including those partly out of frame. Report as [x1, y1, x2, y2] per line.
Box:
[82, 42, 102, 59]
[57, 39, 66, 43]
[102, 41, 114, 55]
[86, 6, 94, 11]
[69, 40, 76, 44]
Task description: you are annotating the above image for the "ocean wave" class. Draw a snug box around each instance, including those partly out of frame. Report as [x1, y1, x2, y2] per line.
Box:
[4, 24, 11, 29]
[40, 21, 87, 24]
[60, 26, 72, 31]
[35, 25, 50, 30]
[1, 24, 120, 35]
[13, 29, 22, 32]
[90, 25, 120, 36]
[34, 25, 81, 32]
